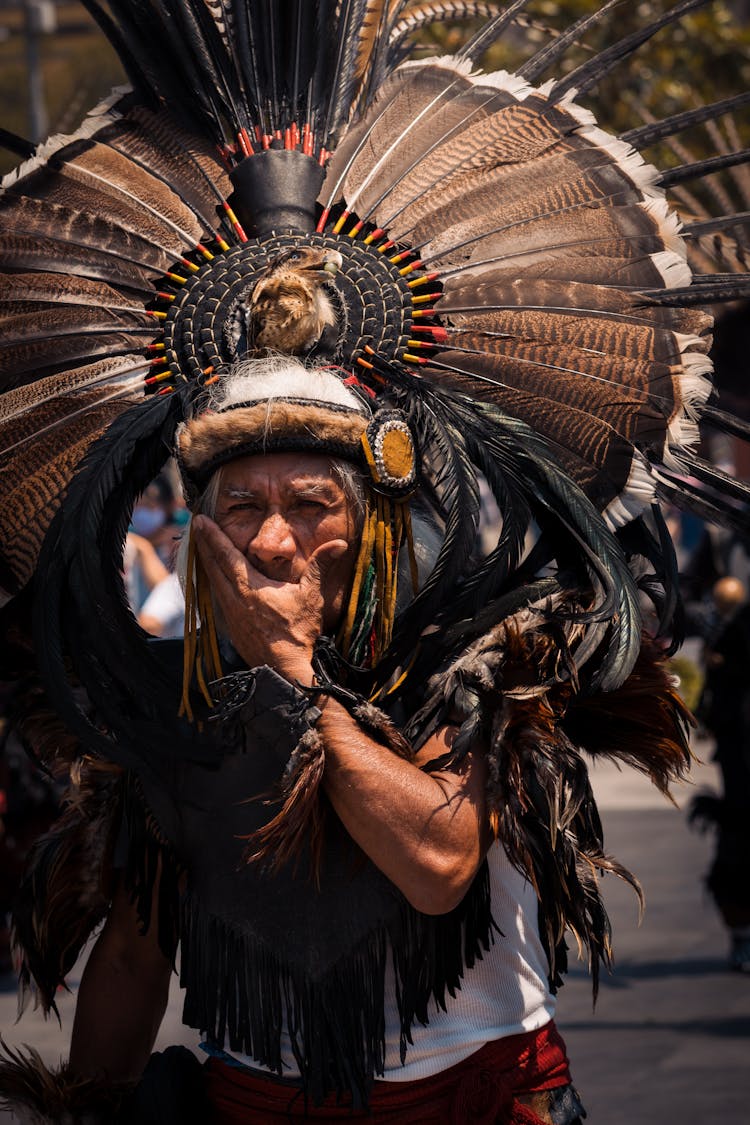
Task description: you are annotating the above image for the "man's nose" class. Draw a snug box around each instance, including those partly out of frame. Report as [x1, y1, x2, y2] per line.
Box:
[248, 512, 297, 561]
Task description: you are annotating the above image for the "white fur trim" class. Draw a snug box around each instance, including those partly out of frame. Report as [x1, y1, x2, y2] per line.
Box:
[206, 357, 369, 415]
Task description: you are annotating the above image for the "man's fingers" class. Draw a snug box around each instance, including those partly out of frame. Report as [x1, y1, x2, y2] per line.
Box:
[193, 515, 277, 592]
[192, 515, 247, 587]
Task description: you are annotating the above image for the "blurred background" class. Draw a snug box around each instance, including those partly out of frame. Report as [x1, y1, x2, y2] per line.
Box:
[1, 3, 749, 1122]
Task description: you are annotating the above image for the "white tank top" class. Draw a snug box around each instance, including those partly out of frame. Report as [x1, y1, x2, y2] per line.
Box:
[219, 840, 555, 1081]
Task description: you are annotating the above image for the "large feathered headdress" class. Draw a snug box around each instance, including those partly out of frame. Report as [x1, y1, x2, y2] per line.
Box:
[0, 0, 748, 746]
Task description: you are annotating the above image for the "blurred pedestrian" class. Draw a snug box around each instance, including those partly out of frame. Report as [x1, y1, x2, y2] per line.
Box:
[690, 576, 750, 973]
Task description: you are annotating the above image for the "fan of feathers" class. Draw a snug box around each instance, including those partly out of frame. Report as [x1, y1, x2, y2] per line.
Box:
[0, 0, 749, 732]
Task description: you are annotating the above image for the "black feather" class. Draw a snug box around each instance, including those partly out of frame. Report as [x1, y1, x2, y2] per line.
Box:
[684, 211, 750, 239]
[517, 0, 622, 84]
[549, 0, 711, 102]
[622, 91, 750, 148]
[0, 127, 36, 160]
[659, 148, 750, 188]
[641, 277, 750, 306]
[701, 404, 750, 444]
[33, 392, 197, 772]
[456, 1, 534, 63]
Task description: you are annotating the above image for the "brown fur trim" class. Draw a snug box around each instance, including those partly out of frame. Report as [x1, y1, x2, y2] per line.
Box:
[178, 402, 367, 476]
[0, 1037, 131, 1124]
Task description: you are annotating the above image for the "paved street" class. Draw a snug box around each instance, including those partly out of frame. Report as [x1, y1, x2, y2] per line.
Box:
[1, 742, 747, 1122]
[555, 746, 749, 1125]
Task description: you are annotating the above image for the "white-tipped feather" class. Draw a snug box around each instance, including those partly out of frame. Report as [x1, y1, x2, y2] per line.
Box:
[649, 250, 693, 289]
[1, 90, 130, 193]
[469, 68, 536, 100]
[640, 197, 687, 259]
[562, 101, 660, 194]
[664, 349, 714, 457]
[602, 452, 656, 530]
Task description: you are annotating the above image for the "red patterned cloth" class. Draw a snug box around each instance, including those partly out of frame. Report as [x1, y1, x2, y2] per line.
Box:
[205, 1020, 571, 1123]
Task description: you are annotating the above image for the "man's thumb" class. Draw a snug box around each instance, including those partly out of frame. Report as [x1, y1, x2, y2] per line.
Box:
[305, 540, 348, 585]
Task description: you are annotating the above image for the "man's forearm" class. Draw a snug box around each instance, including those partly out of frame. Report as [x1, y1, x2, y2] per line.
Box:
[317, 697, 488, 914]
[69, 935, 171, 1082]
[69, 877, 173, 1083]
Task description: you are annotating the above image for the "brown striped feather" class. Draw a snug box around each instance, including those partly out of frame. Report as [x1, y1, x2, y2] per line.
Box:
[0, 355, 148, 424]
[0, 306, 155, 387]
[0, 272, 144, 318]
[0, 391, 140, 598]
[1, 187, 188, 267]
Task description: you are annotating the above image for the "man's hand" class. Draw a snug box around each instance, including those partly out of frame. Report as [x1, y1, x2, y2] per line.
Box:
[191, 514, 348, 683]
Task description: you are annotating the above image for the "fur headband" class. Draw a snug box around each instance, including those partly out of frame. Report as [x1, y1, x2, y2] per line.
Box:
[177, 400, 368, 501]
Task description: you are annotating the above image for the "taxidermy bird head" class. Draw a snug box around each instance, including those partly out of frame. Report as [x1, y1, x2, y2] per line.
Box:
[248, 246, 342, 355]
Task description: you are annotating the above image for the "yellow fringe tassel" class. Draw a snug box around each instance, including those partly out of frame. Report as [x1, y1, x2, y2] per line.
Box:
[338, 483, 422, 669]
[339, 502, 378, 660]
[180, 522, 223, 722]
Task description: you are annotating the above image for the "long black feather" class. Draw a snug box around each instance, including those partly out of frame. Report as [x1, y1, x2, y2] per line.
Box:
[641, 277, 750, 305]
[659, 148, 750, 188]
[77, 0, 160, 109]
[33, 392, 199, 774]
[616, 506, 683, 649]
[324, 0, 368, 142]
[517, 0, 622, 83]
[684, 211, 750, 239]
[456, 0, 534, 62]
[549, 0, 711, 102]
[0, 127, 36, 160]
[654, 469, 750, 535]
[622, 92, 750, 148]
[701, 404, 750, 443]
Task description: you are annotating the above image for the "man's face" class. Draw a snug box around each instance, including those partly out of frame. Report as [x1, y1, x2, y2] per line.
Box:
[213, 451, 359, 630]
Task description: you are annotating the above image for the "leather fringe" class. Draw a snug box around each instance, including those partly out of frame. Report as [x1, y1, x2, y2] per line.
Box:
[179, 863, 494, 1109]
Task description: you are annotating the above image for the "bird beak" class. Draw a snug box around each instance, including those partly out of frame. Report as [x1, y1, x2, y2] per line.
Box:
[322, 250, 342, 277]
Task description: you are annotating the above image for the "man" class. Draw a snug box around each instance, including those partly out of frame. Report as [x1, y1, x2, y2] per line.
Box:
[691, 577, 750, 974]
[3, 4, 730, 1119]
[57, 359, 586, 1124]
